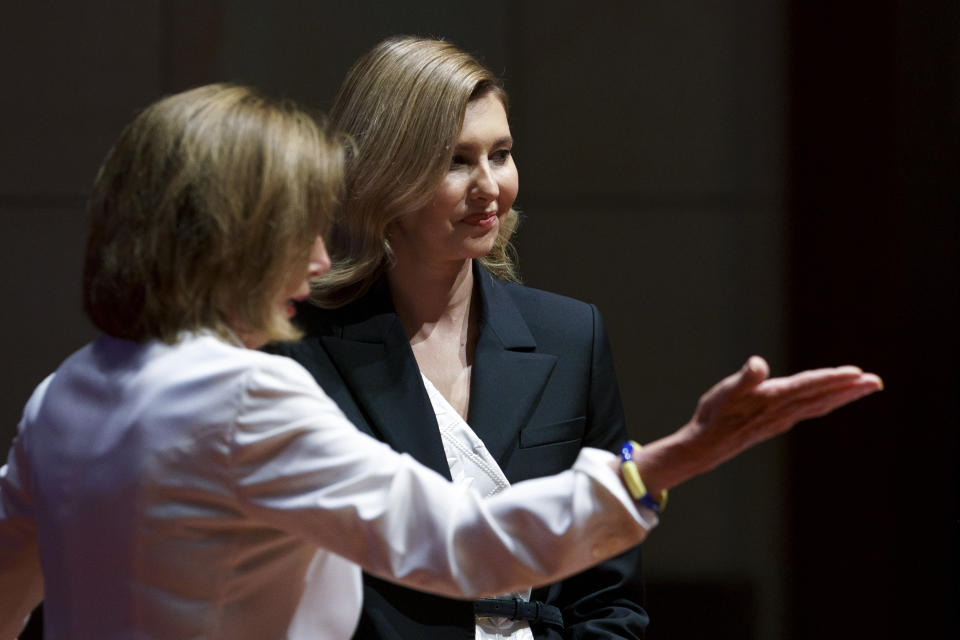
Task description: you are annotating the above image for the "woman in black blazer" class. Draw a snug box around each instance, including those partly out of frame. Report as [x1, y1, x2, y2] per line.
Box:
[279, 266, 638, 638]
[269, 36, 649, 640]
[268, 36, 881, 639]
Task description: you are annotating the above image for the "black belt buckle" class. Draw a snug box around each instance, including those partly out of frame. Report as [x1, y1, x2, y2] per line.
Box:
[473, 597, 564, 630]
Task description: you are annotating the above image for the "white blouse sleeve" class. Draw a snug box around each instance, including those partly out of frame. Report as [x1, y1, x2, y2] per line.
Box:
[229, 359, 657, 600]
[0, 377, 51, 640]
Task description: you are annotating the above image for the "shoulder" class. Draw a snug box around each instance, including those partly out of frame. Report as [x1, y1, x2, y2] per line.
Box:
[100, 333, 327, 408]
[193, 336, 324, 396]
[150, 335, 339, 436]
[18, 340, 102, 433]
[489, 277, 600, 337]
[19, 374, 56, 434]
[499, 279, 595, 314]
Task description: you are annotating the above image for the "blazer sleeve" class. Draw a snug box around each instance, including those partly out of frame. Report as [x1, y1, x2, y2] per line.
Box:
[539, 305, 649, 639]
[229, 358, 656, 600]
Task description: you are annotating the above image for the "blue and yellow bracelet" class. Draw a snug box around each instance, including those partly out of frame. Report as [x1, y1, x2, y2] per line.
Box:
[620, 440, 668, 513]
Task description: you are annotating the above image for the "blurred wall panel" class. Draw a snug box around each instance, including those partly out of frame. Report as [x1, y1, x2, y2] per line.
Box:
[786, 1, 958, 637]
[511, 3, 788, 638]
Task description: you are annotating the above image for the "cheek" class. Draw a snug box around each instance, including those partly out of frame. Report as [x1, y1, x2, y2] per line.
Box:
[499, 166, 519, 209]
[392, 204, 447, 247]
[416, 178, 466, 227]
[433, 175, 467, 209]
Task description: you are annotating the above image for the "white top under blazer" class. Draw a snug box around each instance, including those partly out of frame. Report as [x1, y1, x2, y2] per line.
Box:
[0, 332, 655, 639]
[423, 374, 532, 640]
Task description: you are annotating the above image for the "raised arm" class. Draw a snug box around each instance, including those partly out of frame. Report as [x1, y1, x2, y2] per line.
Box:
[234, 354, 880, 601]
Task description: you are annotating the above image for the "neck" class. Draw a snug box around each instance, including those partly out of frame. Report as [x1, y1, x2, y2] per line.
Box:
[388, 258, 476, 338]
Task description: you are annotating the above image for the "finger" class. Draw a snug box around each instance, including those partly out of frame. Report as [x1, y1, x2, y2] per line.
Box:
[771, 378, 882, 426]
[757, 366, 873, 396]
[755, 374, 881, 421]
[788, 372, 883, 400]
[859, 373, 883, 390]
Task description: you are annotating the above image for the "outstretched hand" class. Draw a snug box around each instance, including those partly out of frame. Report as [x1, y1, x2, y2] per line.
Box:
[685, 355, 882, 468]
[634, 356, 883, 493]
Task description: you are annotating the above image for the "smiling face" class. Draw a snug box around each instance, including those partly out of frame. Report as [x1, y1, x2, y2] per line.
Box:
[388, 91, 519, 268]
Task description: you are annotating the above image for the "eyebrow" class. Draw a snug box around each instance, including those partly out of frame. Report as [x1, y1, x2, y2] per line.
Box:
[454, 136, 514, 152]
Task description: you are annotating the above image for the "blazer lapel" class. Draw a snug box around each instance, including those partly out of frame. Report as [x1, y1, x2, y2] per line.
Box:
[319, 283, 452, 478]
[468, 266, 557, 465]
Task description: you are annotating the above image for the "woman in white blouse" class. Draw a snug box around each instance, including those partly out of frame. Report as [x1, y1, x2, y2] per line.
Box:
[0, 83, 880, 639]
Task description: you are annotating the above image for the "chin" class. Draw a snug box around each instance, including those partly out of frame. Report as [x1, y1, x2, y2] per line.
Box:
[465, 236, 499, 259]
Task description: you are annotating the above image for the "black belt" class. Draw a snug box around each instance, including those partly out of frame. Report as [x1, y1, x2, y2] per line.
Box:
[473, 597, 564, 630]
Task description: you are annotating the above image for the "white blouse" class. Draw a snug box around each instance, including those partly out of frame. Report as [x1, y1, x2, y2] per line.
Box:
[422, 375, 533, 640]
[0, 333, 656, 639]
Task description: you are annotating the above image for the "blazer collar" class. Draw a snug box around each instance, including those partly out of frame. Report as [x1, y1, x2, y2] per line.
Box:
[468, 265, 557, 463]
[316, 278, 452, 476]
[473, 265, 537, 350]
[320, 263, 557, 471]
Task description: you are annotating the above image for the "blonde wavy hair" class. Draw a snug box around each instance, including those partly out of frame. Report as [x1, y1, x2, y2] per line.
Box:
[312, 36, 520, 308]
[83, 84, 344, 344]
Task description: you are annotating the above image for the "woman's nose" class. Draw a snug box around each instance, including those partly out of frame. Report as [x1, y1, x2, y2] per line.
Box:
[309, 236, 332, 277]
[471, 163, 499, 202]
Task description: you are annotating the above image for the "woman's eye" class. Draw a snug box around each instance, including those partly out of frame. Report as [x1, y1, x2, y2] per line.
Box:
[450, 155, 467, 168]
[491, 149, 511, 164]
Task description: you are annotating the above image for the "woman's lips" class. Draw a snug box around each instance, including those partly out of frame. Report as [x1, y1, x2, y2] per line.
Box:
[461, 210, 498, 228]
[285, 295, 309, 317]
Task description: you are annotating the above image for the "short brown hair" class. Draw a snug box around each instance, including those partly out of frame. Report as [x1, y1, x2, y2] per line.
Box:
[312, 36, 520, 308]
[83, 84, 344, 344]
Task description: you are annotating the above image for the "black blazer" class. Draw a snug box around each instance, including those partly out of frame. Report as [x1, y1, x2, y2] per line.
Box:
[269, 265, 648, 639]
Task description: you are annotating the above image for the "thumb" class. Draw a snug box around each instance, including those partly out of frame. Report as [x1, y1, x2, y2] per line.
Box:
[735, 355, 769, 391]
[696, 355, 771, 421]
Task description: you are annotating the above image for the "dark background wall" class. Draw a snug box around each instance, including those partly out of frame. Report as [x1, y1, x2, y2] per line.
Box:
[1, 2, 955, 638]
